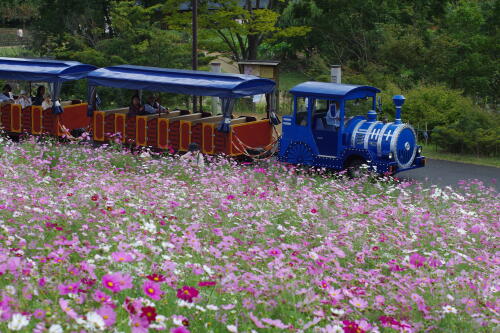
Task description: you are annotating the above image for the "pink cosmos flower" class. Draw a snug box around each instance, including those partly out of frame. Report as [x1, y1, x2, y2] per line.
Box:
[102, 273, 121, 292]
[59, 298, 78, 319]
[130, 314, 149, 333]
[198, 281, 216, 287]
[268, 248, 282, 257]
[97, 305, 116, 327]
[143, 280, 163, 300]
[409, 253, 426, 268]
[93, 290, 112, 304]
[58, 282, 80, 295]
[171, 327, 190, 333]
[33, 309, 45, 319]
[349, 297, 368, 309]
[111, 251, 134, 263]
[102, 272, 133, 292]
[176, 286, 199, 303]
[261, 318, 289, 329]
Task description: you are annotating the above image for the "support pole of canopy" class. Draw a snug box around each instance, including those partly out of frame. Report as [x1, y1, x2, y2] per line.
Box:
[210, 62, 221, 115]
[192, 0, 198, 113]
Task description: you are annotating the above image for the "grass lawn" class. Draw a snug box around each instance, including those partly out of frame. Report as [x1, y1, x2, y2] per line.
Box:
[420, 143, 500, 168]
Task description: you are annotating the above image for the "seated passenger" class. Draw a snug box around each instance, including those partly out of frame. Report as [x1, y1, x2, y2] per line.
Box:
[15, 90, 32, 109]
[42, 95, 53, 110]
[128, 95, 144, 116]
[1, 84, 14, 103]
[325, 103, 340, 128]
[144, 95, 168, 114]
[32, 86, 46, 106]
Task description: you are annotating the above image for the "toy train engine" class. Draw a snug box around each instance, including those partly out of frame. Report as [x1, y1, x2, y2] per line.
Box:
[278, 82, 425, 174]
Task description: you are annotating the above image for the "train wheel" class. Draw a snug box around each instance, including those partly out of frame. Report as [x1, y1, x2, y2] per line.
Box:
[284, 142, 314, 165]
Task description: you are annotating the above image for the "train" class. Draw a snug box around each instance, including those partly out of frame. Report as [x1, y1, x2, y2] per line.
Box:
[0, 57, 425, 175]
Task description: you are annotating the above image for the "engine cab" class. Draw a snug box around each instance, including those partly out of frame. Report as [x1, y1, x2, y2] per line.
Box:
[278, 81, 426, 174]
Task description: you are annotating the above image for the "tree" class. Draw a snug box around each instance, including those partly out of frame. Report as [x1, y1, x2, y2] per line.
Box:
[162, 0, 311, 61]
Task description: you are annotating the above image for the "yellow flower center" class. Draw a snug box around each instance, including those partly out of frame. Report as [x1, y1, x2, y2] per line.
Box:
[107, 281, 114, 287]
[103, 315, 109, 319]
[148, 288, 154, 294]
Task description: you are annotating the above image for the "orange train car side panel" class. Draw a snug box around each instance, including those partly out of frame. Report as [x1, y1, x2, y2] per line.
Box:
[32, 106, 43, 134]
[157, 118, 170, 149]
[93, 111, 106, 141]
[59, 104, 89, 134]
[202, 123, 216, 154]
[230, 120, 272, 156]
[136, 116, 148, 146]
[179, 121, 191, 151]
[125, 116, 136, 144]
[21, 107, 32, 133]
[10, 104, 22, 133]
[0, 104, 10, 131]
[168, 121, 180, 151]
[114, 113, 126, 143]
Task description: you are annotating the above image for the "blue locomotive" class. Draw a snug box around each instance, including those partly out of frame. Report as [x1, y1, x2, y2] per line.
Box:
[278, 81, 426, 174]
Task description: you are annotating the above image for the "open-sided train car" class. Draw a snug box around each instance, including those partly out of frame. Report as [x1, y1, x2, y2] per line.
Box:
[0, 57, 96, 136]
[87, 65, 277, 156]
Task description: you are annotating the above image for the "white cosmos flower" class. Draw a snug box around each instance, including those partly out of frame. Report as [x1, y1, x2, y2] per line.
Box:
[5, 285, 16, 295]
[207, 304, 219, 311]
[156, 315, 167, 323]
[309, 251, 319, 260]
[49, 324, 64, 333]
[86, 311, 106, 330]
[227, 324, 238, 333]
[8, 313, 30, 331]
[442, 305, 457, 314]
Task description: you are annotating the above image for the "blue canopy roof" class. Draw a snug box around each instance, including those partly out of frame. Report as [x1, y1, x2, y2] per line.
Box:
[0, 57, 97, 83]
[87, 65, 276, 98]
[290, 81, 381, 100]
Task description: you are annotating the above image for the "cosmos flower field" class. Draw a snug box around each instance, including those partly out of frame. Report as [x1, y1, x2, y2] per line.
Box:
[0, 136, 498, 333]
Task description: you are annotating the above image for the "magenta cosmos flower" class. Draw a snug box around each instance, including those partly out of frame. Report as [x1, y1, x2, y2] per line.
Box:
[176, 286, 199, 303]
[111, 251, 134, 263]
[102, 272, 133, 292]
[130, 314, 149, 333]
[143, 280, 164, 300]
[171, 327, 190, 333]
[97, 305, 116, 327]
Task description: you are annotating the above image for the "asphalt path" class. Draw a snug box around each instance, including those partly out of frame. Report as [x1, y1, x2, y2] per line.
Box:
[400, 158, 499, 191]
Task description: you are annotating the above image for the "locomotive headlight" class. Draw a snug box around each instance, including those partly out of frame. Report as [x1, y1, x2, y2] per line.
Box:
[417, 146, 422, 155]
[388, 152, 394, 160]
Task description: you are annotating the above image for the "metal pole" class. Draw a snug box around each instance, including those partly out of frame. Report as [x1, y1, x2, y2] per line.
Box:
[210, 62, 221, 114]
[192, 0, 198, 113]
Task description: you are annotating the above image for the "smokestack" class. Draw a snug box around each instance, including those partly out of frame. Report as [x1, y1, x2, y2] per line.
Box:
[331, 65, 341, 84]
[393, 95, 405, 124]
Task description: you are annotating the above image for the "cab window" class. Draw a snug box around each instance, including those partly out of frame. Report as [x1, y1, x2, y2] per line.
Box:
[295, 97, 309, 126]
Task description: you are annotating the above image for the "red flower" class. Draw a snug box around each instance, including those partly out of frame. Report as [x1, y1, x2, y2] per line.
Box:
[176, 286, 199, 303]
[91, 194, 99, 201]
[146, 274, 166, 283]
[198, 281, 216, 287]
[140, 306, 157, 323]
[342, 320, 365, 333]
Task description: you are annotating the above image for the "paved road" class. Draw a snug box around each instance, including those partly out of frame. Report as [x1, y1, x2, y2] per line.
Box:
[400, 159, 499, 191]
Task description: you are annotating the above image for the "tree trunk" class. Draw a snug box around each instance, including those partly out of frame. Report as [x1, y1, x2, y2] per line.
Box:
[247, 34, 259, 60]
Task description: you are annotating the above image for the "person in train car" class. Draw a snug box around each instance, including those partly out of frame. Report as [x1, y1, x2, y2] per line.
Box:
[1, 84, 14, 102]
[15, 90, 32, 109]
[128, 95, 145, 116]
[32, 86, 46, 106]
[180, 143, 205, 168]
[42, 94, 53, 110]
[144, 95, 168, 114]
